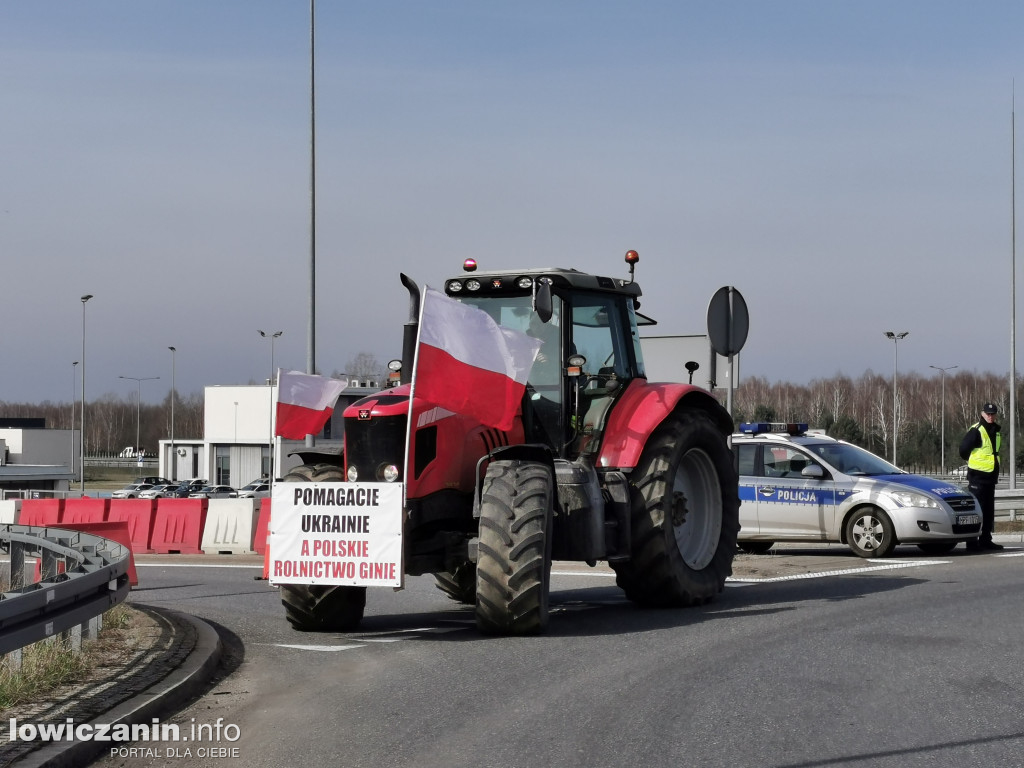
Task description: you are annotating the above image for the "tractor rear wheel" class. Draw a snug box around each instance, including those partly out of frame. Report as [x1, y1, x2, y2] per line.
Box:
[475, 459, 553, 635]
[612, 408, 739, 607]
[278, 462, 367, 632]
[433, 562, 477, 604]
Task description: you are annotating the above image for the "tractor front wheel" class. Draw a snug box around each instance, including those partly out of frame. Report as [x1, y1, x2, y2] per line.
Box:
[278, 462, 367, 632]
[612, 408, 739, 607]
[475, 459, 553, 635]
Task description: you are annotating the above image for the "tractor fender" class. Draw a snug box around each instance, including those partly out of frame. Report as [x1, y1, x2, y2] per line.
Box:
[596, 379, 732, 470]
[471, 443, 556, 518]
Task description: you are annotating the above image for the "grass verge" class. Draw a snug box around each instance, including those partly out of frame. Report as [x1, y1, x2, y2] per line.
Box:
[0, 603, 140, 712]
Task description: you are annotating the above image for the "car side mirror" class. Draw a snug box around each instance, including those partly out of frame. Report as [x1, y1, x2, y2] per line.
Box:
[802, 464, 824, 480]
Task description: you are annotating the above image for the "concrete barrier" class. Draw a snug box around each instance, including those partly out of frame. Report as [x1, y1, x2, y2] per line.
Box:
[201, 499, 259, 554]
[63, 497, 110, 524]
[151, 499, 208, 554]
[107, 499, 158, 554]
[0, 499, 19, 524]
[18, 498, 64, 526]
[254, 499, 271, 556]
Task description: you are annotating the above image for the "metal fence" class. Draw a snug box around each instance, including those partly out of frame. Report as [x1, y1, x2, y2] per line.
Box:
[0, 525, 131, 659]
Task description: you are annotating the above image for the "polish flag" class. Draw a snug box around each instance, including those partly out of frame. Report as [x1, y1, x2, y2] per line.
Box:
[413, 288, 542, 432]
[275, 370, 347, 439]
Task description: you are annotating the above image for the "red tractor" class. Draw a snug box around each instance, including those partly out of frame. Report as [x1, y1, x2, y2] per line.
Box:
[279, 251, 739, 634]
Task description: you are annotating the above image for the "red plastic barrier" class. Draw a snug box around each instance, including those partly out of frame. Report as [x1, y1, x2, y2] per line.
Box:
[32, 521, 138, 586]
[18, 498, 64, 526]
[107, 499, 158, 554]
[63, 498, 110, 524]
[150, 498, 208, 554]
[254, 499, 271, 556]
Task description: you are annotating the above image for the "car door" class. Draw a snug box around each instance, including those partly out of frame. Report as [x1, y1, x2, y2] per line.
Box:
[753, 445, 836, 539]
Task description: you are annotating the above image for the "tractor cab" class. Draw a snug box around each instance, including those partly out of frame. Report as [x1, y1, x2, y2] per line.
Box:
[443, 253, 651, 459]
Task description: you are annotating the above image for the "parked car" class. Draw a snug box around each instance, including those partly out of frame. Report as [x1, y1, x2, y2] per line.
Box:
[732, 422, 983, 558]
[189, 485, 237, 499]
[138, 483, 180, 499]
[133, 476, 172, 486]
[236, 480, 271, 499]
[112, 483, 155, 499]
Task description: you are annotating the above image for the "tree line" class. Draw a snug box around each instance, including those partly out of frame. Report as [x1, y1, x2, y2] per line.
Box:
[1, 367, 1019, 471]
[0, 391, 204, 456]
[731, 369, 1020, 473]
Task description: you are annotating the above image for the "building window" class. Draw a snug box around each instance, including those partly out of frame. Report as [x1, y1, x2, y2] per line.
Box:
[216, 446, 230, 485]
[262, 445, 270, 479]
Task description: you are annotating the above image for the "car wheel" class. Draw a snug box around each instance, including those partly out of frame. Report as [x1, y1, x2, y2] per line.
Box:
[738, 541, 775, 555]
[916, 541, 958, 555]
[845, 507, 896, 558]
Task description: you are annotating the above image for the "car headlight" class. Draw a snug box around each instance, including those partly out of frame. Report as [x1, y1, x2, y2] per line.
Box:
[884, 490, 940, 508]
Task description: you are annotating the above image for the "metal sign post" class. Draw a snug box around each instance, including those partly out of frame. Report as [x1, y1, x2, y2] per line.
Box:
[707, 286, 750, 416]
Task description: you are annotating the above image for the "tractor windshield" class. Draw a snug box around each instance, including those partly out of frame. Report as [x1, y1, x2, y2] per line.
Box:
[459, 293, 566, 448]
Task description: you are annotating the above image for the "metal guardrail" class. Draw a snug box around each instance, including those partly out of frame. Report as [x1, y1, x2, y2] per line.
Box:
[0, 525, 131, 656]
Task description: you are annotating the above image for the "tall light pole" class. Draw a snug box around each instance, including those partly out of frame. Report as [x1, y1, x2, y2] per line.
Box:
[885, 331, 909, 466]
[71, 361, 78, 482]
[258, 330, 283, 382]
[80, 294, 92, 495]
[929, 364, 958, 473]
[259, 330, 283, 479]
[168, 347, 176, 481]
[119, 375, 159, 458]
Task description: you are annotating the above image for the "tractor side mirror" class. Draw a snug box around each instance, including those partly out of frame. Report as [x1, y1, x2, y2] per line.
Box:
[534, 278, 553, 323]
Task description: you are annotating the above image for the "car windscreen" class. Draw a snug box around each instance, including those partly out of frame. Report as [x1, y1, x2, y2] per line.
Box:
[803, 441, 900, 476]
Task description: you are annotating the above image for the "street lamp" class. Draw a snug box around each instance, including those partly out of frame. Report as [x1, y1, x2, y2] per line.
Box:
[119, 375, 159, 459]
[168, 347, 176, 481]
[929, 364, 958, 474]
[258, 330, 283, 382]
[71, 361, 78, 481]
[885, 331, 909, 466]
[80, 294, 92, 495]
[259, 330, 283, 480]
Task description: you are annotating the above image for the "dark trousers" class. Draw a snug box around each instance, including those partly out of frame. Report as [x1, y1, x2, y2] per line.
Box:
[968, 481, 996, 541]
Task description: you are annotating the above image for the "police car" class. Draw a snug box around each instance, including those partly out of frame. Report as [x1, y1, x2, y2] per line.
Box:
[731, 422, 982, 558]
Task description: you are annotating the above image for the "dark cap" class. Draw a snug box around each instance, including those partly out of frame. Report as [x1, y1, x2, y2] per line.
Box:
[983, 402, 998, 414]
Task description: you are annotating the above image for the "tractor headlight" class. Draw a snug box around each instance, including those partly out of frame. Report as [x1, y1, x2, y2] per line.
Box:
[378, 464, 400, 482]
[347, 466, 359, 482]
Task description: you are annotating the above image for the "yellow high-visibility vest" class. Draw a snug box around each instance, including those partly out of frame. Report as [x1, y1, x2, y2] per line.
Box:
[967, 422, 1001, 473]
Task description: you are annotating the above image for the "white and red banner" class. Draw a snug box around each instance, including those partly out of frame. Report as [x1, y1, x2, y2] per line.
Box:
[275, 370, 347, 439]
[414, 288, 541, 432]
[269, 481, 403, 587]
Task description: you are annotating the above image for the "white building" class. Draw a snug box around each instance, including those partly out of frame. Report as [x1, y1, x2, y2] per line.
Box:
[0, 424, 76, 495]
[158, 380, 380, 488]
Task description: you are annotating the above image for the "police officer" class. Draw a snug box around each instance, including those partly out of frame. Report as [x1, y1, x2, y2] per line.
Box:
[958, 402, 1004, 551]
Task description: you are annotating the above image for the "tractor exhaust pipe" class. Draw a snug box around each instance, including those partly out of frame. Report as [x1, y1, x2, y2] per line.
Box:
[400, 273, 420, 385]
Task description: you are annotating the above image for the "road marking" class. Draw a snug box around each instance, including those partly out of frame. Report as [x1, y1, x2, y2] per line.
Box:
[276, 644, 365, 651]
[726, 559, 948, 584]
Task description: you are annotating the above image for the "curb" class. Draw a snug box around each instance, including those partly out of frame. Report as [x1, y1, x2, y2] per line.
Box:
[15, 607, 222, 768]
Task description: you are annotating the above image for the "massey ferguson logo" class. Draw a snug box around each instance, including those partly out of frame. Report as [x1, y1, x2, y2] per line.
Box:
[358, 409, 371, 421]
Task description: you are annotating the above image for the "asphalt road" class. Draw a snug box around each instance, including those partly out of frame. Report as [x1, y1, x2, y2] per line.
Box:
[94, 542, 1024, 768]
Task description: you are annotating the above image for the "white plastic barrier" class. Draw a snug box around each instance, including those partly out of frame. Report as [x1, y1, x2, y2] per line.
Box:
[0, 499, 20, 524]
[201, 498, 260, 554]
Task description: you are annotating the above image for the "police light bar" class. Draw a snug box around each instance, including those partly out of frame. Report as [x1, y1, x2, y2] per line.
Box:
[739, 422, 808, 436]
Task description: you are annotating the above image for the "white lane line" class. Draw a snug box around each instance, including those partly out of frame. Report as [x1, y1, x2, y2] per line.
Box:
[726, 559, 949, 584]
[275, 644, 365, 652]
[134, 562, 263, 568]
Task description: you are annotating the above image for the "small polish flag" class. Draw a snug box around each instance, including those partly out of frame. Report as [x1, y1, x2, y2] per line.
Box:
[413, 287, 541, 432]
[275, 370, 347, 439]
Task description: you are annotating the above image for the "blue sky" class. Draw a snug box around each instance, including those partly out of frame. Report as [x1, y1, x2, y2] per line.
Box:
[2, 1, 1023, 406]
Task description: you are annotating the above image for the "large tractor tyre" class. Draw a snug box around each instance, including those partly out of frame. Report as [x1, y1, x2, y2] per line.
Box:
[612, 408, 740, 607]
[475, 459, 554, 635]
[278, 462, 367, 632]
[433, 562, 477, 604]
